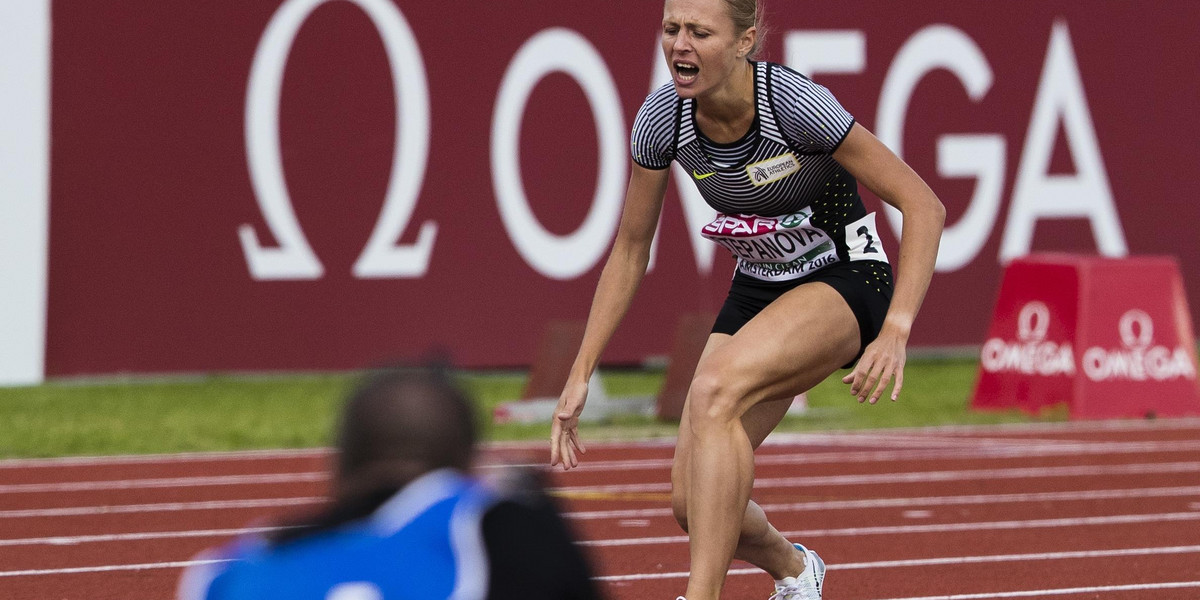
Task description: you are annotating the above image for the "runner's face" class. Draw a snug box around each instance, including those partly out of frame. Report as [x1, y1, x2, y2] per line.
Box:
[661, 0, 748, 98]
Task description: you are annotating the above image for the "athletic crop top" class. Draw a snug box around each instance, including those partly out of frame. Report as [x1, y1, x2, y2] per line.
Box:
[630, 61, 889, 282]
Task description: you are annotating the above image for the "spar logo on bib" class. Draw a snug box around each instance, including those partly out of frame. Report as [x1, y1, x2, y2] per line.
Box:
[980, 301, 1075, 376]
[746, 153, 799, 187]
[700, 211, 838, 282]
[1082, 309, 1197, 382]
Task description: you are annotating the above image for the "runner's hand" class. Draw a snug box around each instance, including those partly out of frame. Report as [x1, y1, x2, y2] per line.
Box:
[550, 380, 589, 470]
[842, 329, 907, 404]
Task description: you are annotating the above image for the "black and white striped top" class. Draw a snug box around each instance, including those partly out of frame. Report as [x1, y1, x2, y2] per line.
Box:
[630, 61, 889, 282]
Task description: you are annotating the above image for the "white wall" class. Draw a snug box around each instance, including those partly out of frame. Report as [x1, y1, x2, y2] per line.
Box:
[0, 0, 50, 386]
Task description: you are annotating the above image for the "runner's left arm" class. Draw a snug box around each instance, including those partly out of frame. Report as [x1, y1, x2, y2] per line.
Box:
[833, 122, 945, 404]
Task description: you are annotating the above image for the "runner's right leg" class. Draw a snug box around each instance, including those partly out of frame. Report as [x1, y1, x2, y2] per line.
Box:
[670, 338, 806, 581]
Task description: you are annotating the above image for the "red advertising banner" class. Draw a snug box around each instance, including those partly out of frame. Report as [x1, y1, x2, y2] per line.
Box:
[45, 1, 1200, 375]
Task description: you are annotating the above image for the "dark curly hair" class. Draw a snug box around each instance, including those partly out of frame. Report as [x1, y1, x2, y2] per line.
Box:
[270, 365, 477, 545]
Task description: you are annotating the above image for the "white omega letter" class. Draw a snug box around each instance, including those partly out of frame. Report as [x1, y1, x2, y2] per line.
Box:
[1000, 20, 1126, 262]
[491, 28, 626, 280]
[877, 25, 1004, 272]
[784, 30, 866, 77]
[241, 0, 435, 280]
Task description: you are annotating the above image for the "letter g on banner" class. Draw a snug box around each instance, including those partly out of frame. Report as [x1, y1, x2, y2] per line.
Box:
[876, 25, 1004, 273]
[240, 0, 434, 280]
[491, 28, 626, 280]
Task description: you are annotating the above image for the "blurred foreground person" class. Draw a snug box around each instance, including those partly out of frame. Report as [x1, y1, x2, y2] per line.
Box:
[179, 366, 600, 600]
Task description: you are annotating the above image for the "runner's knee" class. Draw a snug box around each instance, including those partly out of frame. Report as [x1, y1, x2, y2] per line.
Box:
[685, 368, 743, 432]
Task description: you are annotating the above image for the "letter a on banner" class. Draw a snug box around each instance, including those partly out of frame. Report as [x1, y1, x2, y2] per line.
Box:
[1001, 21, 1127, 262]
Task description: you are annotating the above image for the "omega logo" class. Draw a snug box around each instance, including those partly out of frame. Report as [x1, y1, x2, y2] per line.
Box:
[980, 300, 1074, 376]
[1016, 301, 1050, 343]
[1117, 309, 1153, 350]
[240, 0, 434, 280]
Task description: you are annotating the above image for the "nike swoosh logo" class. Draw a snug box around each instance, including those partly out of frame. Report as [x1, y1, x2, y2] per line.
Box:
[693, 170, 716, 180]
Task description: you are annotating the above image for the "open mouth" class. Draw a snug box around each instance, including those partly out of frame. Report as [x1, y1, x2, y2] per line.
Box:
[674, 62, 699, 82]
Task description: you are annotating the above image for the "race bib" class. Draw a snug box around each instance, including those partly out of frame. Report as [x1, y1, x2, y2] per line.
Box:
[701, 211, 839, 282]
[843, 213, 889, 264]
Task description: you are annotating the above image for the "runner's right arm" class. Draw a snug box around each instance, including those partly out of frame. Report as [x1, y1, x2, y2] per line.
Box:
[550, 163, 670, 469]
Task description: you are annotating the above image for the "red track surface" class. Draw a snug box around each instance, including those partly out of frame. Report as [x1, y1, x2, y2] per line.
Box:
[3, 419, 1200, 599]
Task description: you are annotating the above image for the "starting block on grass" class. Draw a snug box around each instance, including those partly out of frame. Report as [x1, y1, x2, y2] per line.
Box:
[494, 314, 810, 425]
[491, 371, 655, 424]
[656, 313, 715, 421]
[971, 253, 1200, 419]
[492, 320, 655, 424]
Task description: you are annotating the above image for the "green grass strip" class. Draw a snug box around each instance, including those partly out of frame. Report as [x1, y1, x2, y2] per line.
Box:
[0, 359, 1046, 459]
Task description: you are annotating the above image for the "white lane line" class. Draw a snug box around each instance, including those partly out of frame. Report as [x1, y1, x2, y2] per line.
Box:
[3, 416, 1195, 470]
[870, 580, 1200, 600]
[834, 544, 1200, 569]
[5, 544, 1198, 583]
[0, 448, 331, 470]
[546, 439, 1200, 474]
[4, 439, 1198, 486]
[596, 545, 1200, 581]
[581, 511, 1200, 547]
[554, 461, 1200, 494]
[3, 461, 1196, 496]
[0, 558, 229, 578]
[567, 485, 1200, 520]
[5, 484, 1195, 522]
[13, 439, 1199, 483]
[0, 497, 322, 519]
[819, 417, 1200, 437]
[0, 472, 326, 494]
[0, 526, 277, 548]
[7, 511, 1199, 551]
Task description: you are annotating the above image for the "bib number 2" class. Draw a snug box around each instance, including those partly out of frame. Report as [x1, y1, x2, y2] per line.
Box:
[845, 213, 889, 264]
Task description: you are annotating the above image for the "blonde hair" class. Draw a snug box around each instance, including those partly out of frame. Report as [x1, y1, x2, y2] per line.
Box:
[723, 0, 766, 59]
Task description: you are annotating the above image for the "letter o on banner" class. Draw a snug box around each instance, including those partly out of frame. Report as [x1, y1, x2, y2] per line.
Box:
[491, 28, 627, 280]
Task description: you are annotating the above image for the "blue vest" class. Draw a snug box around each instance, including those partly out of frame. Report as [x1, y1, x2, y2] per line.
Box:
[181, 470, 496, 600]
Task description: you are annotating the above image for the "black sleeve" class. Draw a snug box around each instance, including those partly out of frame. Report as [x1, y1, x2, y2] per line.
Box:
[482, 472, 603, 600]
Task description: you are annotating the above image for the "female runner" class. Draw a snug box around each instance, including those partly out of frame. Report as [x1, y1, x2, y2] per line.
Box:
[551, 1, 945, 598]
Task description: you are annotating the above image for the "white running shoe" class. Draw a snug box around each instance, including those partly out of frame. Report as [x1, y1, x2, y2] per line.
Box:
[768, 543, 826, 600]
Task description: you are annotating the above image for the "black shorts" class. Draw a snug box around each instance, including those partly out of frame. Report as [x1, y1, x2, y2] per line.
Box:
[711, 260, 894, 367]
